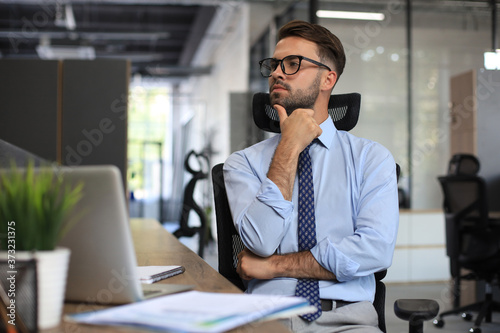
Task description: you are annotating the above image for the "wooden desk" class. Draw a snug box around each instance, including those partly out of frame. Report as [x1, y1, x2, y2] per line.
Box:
[60, 218, 289, 333]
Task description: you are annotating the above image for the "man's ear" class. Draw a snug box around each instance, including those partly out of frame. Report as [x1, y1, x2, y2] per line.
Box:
[322, 71, 337, 91]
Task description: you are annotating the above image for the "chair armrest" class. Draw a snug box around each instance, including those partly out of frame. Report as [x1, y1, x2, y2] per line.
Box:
[394, 299, 439, 333]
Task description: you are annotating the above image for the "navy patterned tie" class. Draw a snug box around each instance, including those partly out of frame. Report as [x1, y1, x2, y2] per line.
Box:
[295, 143, 322, 321]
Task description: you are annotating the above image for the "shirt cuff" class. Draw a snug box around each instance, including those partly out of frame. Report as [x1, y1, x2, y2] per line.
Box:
[310, 237, 360, 282]
[256, 178, 293, 218]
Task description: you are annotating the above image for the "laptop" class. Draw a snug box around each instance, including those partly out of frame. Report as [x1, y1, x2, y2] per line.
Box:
[58, 165, 192, 304]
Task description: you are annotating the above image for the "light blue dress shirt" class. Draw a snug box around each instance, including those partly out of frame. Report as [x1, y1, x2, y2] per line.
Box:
[223, 117, 399, 302]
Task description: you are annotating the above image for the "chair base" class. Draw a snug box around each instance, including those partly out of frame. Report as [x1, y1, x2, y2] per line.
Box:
[434, 298, 500, 331]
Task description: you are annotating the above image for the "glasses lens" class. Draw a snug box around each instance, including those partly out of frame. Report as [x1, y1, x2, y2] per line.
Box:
[260, 58, 276, 77]
[259, 56, 303, 77]
[282, 56, 301, 75]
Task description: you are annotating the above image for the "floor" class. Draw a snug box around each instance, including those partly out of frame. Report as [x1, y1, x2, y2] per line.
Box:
[386, 283, 500, 333]
[166, 225, 500, 333]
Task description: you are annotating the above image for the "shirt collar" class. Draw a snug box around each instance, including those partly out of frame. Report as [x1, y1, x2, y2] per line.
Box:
[316, 116, 336, 150]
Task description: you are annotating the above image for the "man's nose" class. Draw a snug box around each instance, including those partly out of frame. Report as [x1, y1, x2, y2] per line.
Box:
[271, 63, 285, 78]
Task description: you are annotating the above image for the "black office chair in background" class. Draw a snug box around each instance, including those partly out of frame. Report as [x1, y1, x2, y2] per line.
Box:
[447, 153, 481, 176]
[173, 150, 210, 258]
[212, 93, 439, 333]
[444, 154, 482, 309]
[434, 154, 500, 333]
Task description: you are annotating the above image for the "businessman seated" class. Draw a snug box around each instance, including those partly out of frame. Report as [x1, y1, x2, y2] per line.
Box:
[224, 20, 398, 333]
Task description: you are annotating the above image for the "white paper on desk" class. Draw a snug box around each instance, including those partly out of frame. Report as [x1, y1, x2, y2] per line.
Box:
[67, 290, 315, 333]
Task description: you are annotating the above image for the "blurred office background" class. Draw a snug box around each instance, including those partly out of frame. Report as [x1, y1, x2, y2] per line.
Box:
[2, 1, 500, 331]
[1, 0, 500, 289]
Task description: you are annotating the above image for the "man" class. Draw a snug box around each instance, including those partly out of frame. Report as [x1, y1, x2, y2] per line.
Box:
[223, 20, 399, 332]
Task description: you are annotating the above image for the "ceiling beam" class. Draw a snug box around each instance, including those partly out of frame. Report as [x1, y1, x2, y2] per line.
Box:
[178, 5, 217, 67]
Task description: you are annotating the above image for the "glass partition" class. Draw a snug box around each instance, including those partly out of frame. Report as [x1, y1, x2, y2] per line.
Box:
[248, 1, 496, 209]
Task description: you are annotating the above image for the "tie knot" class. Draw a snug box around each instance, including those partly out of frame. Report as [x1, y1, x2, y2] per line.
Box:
[299, 143, 314, 166]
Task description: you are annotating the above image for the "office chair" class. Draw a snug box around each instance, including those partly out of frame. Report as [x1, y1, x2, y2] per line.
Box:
[212, 93, 438, 333]
[434, 154, 500, 333]
[445, 153, 481, 309]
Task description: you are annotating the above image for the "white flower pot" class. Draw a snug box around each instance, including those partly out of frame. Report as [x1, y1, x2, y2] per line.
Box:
[1, 247, 71, 330]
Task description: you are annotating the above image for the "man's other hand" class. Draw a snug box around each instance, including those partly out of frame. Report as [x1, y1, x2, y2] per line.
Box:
[237, 248, 276, 281]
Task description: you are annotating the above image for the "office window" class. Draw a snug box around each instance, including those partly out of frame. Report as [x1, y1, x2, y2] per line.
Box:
[318, 7, 408, 204]
[128, 83, 173, 221]
[249, 1, 496, 209]
[411, 7, 491, 209]
[319, 11, 407, 163]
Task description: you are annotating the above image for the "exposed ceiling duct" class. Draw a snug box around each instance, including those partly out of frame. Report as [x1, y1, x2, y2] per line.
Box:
[0, 0, 220, 78]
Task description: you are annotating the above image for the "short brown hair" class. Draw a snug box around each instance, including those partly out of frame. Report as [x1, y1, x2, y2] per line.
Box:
[278, 20, 345, 80]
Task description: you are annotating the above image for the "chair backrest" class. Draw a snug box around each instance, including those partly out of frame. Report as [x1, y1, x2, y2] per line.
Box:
[252, 92, 361, 133]
[437, 174, 492, 276]
[438, 175, 488, 225]
[447, 153, 480, 176]
[211, 163, 246, 291]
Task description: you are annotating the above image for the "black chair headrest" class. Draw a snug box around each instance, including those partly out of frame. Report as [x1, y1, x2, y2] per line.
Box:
[252, 92, 361, 133]
[447, 153, 480, 175]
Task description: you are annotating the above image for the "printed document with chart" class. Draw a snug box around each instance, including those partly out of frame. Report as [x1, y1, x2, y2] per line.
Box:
[67, 290, 315, 332]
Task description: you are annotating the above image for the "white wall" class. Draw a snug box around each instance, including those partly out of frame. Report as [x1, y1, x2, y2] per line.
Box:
[176, 3, 250, 236]
[387, 210, 449, 283]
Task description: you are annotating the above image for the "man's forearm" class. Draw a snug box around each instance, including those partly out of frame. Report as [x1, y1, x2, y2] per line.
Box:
[273, 250, 337, 280]
[267, 141, 299, 201]
[267, 107, 321, 201]
[238, 248, 336, 281]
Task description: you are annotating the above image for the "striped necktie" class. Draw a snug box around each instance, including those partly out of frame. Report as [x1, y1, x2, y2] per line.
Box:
[294, 143, 321, 321]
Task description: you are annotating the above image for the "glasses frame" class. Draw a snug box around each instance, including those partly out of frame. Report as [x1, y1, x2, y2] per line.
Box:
[259, 55, 332, 78]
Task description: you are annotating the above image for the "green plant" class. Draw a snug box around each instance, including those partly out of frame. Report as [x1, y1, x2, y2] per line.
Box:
[0, 161, 83, 251]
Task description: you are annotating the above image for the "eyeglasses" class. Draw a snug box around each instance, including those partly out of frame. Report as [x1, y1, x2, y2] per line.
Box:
[259, 55, 331, 77]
